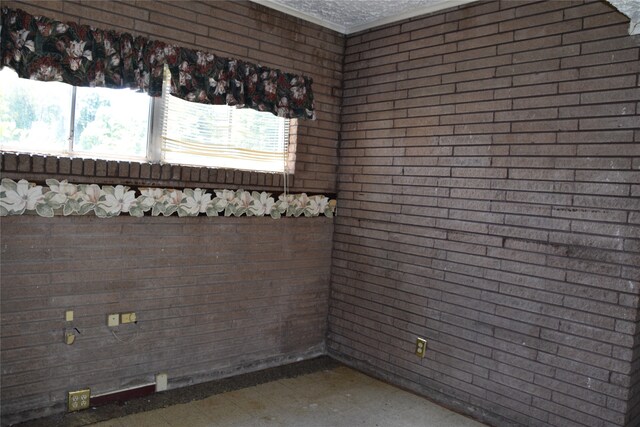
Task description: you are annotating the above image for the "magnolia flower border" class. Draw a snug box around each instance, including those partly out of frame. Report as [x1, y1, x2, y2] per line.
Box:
[0, 179, 336, 219]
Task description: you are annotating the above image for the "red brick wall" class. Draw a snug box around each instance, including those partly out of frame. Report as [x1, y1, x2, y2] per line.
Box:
[0, 1, 342, 424]
[329, 1, 640, 426]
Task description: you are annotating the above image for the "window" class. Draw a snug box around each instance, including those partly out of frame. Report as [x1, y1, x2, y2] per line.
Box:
[0, 67, 292, 173]
[156, 70, 290, 172]
[0, 67, 150, 162]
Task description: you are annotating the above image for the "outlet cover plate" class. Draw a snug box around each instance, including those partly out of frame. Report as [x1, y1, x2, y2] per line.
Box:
[121, 312, 137, 324]
[107, 314, 119, 327]
[68, 389, 91, 412]
[415, 338, 427, 358]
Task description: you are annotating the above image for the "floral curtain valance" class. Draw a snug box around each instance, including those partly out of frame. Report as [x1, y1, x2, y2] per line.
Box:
[0, 8, 316, 119]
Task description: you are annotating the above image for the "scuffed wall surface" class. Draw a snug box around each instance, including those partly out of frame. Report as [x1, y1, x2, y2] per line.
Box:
[627, 317, 640, 427]
[329, 0, 640, 426]
[1, 215, 334, 424]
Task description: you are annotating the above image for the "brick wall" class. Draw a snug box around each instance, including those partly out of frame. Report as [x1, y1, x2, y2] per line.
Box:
[629, 320, 640, 425]
[1, 215, 333, 424]
[328, 1, 640, 426]
[0, 1, 342, 424]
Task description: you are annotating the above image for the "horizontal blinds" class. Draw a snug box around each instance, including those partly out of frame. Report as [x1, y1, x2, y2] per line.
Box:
[161, 72, 288, 173]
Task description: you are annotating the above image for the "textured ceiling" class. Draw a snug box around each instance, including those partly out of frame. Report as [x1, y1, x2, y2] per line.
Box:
[253, 0, 477, 34]
[253, 0, 639, 35]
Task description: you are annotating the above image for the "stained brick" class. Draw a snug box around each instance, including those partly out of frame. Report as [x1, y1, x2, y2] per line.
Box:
[32, 156, 45, 174]
[129, 162, 140, 179]
[581, 88, 640, 104]
[559, 103, 635, 118]
[83, 159, 95, 176]
[564, 2, 610, 20]
[71, 158, 83, 175]
[170, 165, 182, 181]
[499, 34, 562, 55]
[512, 45, 580, 64]
[579, 60, 640, 79]
[496, 58, 560, 77]
[17, 154, 30, 172]
[513, 69, 578, 86]
[514, 19, 582, 41]
[561, 48, 639, 69]
[59, 158, 71, 174]
[581, 36, 640, 54]
[583, 11, 630, 29]
[512, 94, 579, 109]
[500, 10, 564, 32]
[118, 162, 129, 178]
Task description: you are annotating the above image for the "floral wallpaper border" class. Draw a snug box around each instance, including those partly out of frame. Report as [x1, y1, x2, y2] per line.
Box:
[0, 179, 336, 219]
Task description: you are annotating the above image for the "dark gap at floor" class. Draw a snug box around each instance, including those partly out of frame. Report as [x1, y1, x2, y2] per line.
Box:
[16, 356, 342, 427]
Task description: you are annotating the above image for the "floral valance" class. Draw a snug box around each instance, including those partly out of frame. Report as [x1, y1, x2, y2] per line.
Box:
[0, 7, 315, 119]
[0, 179, 335, 219]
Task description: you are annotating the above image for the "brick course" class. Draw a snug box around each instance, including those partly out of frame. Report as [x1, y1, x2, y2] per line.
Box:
[329, 1, 640, 427]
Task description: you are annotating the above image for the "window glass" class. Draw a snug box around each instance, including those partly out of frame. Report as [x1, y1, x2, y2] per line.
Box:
[0, 67, 71, 154]
[74, 86, 150, 160]
[162, 93, 289, 172]
[0, 66, 292, 174]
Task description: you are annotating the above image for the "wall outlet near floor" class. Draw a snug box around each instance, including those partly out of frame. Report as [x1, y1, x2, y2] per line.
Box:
[68, 389, 91, 412]
[121, 312, 137, 324]
[415, 338, 427, 358]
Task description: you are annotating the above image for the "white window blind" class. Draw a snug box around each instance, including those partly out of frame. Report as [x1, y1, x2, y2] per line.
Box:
[161, 72, 290, 173]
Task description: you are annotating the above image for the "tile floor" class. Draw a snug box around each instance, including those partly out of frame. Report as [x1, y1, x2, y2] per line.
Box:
[89, 366, 487, 427]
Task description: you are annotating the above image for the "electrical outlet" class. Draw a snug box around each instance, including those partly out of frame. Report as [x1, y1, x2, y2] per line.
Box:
[121, 312, 137, 324]
[415, 338, 427, 358]
[107, 314, 119, 327]
[68, 389, 91, 412]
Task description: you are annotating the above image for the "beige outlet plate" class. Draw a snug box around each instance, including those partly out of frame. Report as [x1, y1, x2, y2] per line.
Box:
[107, 314, 119, 327]
[415, 338, 427, 358]
[68, 389, 91, 412]
[121, 312, 137, 324]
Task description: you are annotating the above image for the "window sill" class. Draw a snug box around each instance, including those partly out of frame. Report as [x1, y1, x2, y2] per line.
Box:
[1, 152, 294, 192]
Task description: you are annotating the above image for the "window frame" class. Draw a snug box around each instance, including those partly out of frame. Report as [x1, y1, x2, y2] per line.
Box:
[0, 67, 294, 174]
